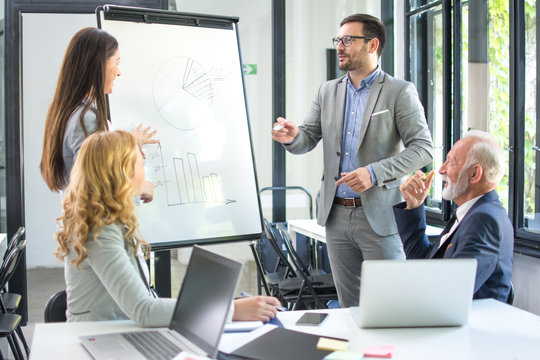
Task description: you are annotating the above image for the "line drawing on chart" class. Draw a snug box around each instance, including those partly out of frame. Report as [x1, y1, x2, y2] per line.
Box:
[147, 144, 236, 206]
[153, 57, 229, 131]
[182, 58, 214, 103]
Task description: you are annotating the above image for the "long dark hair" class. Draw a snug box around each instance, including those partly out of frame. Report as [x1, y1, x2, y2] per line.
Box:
[40, 27, 118, 191]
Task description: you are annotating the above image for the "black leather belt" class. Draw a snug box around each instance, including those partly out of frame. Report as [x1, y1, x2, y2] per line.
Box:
[334, 197, 362, 207]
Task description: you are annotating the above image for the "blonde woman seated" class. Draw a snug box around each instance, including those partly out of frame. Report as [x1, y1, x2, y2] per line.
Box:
[56, 130, 281, 327]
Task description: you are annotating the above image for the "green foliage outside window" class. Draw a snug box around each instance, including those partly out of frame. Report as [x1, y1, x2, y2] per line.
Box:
[523, 0, 537, 218]
[487, 0, 510, 210]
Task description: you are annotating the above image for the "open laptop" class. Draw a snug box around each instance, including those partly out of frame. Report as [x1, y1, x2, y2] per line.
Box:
[80, 245, 243, 360]
[354, 259, 477, 328]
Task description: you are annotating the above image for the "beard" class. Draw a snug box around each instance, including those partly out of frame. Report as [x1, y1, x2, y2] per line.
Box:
[441, 170, 470, 201]
[338, 54, 352, 71]
[337, 50, 365, 71]
[338, 54, 352, 70]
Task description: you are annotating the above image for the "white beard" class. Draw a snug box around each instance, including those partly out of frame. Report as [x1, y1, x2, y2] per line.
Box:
[441, 170, 470, 201]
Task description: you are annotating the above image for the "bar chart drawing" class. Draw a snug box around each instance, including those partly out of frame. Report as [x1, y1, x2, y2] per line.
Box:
[147, 144, 235, 206]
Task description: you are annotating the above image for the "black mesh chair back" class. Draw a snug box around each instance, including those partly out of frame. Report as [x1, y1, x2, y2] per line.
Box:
[263, 219, 296, 279]
[0, 239, 27, 359]
[0, 240, 27, 293]
[276, 223, 312, 276]
[263, 220, 337, 310]
[44, 290, 67, 323]
[275, 224, 337, 309]
[5, 227, 25, 260]
[507, 281, 515, 305]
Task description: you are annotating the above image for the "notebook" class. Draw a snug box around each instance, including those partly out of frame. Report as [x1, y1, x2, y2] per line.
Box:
[80, 245, 242, 360]
[354, 259, 477, 328]
[228, 327, 335, 360]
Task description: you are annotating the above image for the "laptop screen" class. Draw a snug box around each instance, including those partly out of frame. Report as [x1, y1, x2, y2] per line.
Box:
[358, 259, 477, 328]
[169, 246, 242, 357]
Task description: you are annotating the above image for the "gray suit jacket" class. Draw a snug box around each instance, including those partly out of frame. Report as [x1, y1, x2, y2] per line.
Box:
[285, 71, 433, 236]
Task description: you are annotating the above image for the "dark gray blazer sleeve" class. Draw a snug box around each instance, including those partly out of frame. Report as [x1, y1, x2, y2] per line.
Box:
[393, 202, 433, 258]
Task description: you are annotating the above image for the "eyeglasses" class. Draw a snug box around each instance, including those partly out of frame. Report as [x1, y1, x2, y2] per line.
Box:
[332, 35, 373, 47]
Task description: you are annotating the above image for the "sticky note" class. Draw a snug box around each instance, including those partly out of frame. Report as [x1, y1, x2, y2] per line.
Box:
[317, 337, 350, 352]
[323, 350, 364, 360]
[363, 345, 395, 358]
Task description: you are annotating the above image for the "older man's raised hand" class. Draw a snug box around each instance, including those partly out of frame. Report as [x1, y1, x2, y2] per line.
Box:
[400, 170, 435, 209]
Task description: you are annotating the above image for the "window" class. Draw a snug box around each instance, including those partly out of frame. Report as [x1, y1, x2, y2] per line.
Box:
[522, 1, 538, 231]
[407, 1, 447, 223]
[0, 16, 5, 231]
[406, 0, 540, 255]
[460, 1, 510, 210]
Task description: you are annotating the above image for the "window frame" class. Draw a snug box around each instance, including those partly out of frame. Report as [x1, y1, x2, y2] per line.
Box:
[512, 0, 540, 257]
[405, 0, 453, 227]
[405, 0, 540, 257]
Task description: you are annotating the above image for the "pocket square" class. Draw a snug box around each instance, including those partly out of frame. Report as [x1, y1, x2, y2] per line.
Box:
[372, 109, 389, 116]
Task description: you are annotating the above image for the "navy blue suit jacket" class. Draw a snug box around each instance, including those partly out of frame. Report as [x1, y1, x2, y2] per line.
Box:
[393, 190, 514, 302]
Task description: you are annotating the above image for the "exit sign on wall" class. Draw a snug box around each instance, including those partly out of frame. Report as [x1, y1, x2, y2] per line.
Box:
[243, 64, 257, 75]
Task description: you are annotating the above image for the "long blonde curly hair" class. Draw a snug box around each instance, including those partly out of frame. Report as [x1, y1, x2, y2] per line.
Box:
[55, 130, 150, 267]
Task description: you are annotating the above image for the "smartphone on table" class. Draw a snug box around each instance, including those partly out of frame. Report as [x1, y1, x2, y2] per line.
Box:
[295, 312, 328, 326]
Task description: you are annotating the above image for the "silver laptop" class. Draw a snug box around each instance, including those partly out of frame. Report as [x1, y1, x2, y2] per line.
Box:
[354, 259, 477, 328]
[80, 245, 243, 359]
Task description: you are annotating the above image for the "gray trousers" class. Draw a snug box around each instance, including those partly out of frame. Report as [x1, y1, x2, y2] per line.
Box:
[325, 203, 405, 308]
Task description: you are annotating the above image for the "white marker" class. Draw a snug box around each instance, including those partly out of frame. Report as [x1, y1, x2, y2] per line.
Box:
[273, 124, 284, 131]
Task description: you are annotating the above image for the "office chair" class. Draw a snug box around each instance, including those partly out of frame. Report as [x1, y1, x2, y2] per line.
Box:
[257, 220, 296, 298]
[275, 223, 337, 308]
[4, 228, 25, 259]
[0, 239, 29, 359]
[0, 227, 29, 358]
[275, 223, 327, 277]
[507, 281, 515, 305]
[262, 220, 336, 310]
[44, 290, 67, 323]
[1, 227, 25, 314]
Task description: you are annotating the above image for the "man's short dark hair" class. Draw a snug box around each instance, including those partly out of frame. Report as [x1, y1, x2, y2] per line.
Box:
[341, 14, 386, 57]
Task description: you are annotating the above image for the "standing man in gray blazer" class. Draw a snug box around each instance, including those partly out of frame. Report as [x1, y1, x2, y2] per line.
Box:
[272, 14, 433, 307]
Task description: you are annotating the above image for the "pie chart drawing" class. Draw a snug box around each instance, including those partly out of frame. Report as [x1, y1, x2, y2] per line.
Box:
[153, 57, 214, 130]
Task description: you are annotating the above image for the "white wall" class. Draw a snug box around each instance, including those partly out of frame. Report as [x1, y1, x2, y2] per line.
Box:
[394, 0, 405, 80]
[513, 254, 540, 315]
[22, 13, 98, 268]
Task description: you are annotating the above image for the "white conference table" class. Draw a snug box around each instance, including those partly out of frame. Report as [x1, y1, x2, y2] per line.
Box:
[287, 219, 441, 268]
[287, 219, 442, 244]
[30, 299, 540, 360]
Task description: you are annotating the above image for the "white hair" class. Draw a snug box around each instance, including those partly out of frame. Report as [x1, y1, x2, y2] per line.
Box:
[462, 130, 505, 184]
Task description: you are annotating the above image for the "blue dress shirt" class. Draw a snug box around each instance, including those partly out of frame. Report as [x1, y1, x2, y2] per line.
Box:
[336, 67, 380, 199]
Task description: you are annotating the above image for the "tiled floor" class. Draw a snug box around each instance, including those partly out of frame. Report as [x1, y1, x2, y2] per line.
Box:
[22, 250, 259, 353]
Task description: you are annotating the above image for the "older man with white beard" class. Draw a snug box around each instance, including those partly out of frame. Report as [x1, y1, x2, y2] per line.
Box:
[392, 130, 514, 302]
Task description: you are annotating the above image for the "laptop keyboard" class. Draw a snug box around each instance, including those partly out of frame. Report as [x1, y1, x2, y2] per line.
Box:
[122, 331, 182, 360]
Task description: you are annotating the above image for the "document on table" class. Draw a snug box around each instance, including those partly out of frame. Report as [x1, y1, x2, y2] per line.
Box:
[224, 321, 264, 333]
[173, 352, 209, 360]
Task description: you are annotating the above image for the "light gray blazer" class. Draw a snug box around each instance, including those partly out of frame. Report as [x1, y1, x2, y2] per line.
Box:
[65, 222, 176, 327]
[62, 104, 98, 182]
[285, 71, 433, 236]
